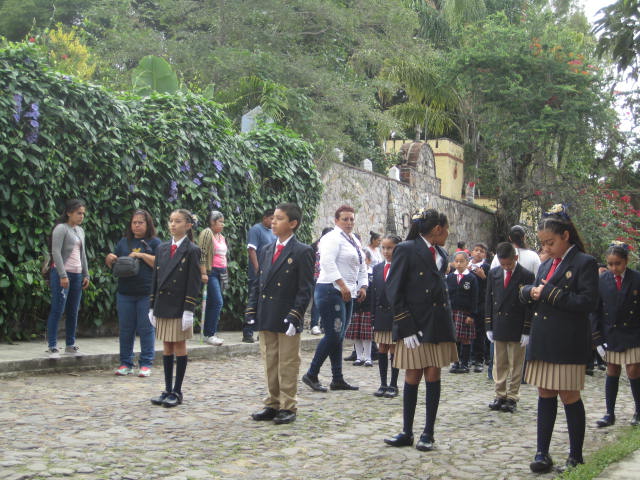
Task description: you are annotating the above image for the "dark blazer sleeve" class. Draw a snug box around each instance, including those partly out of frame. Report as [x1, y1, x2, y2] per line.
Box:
[149, 244, 163, 309]
[485, 269, 495, 331]
[590, 293, 605, 347]
[539, 255, 599, 313]
[285, 244, 315, 330]
[386, 242, 418, 338]
[470, 274, 479, 319]
[245, 247, 267, 322]
[182, 243, 202, 313]
[521, 268, 536, 335]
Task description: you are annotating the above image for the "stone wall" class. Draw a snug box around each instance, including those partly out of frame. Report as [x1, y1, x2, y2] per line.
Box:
[313, 142, 495, 250]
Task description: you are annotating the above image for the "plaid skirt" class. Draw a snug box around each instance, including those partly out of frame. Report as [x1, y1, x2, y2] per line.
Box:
[345, 311, 373, 341]
[454, 310, 476, 342]
[606, 346, 640, 366]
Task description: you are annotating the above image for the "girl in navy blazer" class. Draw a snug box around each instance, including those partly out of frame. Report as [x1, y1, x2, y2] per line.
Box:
[148, 209, 202, 408]
[370, 234, 402, 397]
[592, 242, 640, 428]
[383, 209, 458, 452]
[446, 251, 479, 373]
[520, 205, 599, 473]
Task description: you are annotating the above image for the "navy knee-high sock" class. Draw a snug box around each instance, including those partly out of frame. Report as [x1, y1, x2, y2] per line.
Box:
[537, 396, 558, 455]
[629, 377, 640, 413]
[163, 355, 174, 393]
[605, 375, 620, 415]
[564, 399, 586, 461]
[461, 344, 471, 366]
[173, 355, 188, 394]
[378, 353, 388, 387]
[403, 382, 419, 435]
[423, 380, 441, 438]
[390, 354, 399, 388]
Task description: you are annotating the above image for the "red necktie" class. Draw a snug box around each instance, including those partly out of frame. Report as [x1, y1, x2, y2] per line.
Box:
[272, 244, 284, 264]
[504, 269, 512, 288]
[429, 246, 436, 261]
[457, 273, 462, 284]
[545, 257, 561, 281]
[383, 263, 390, 281]
[170, 244, 177, 258]
[615, 274, 622, 291]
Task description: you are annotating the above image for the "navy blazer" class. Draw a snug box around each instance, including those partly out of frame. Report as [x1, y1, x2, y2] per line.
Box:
[371, 262, 393, 332]
[591, 269, 640, 352]
[520, 247, 599, 364]
[485, 263, 535, 342]
[150, 238, 202, 318]
[245, 236, 315, 333]
[446, 271, 479, 318]
[386, 239, 456, 343]
[471, 261, 490, 315]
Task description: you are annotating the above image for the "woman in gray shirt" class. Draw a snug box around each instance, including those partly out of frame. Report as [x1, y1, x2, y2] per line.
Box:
[46, 199, 90, 358]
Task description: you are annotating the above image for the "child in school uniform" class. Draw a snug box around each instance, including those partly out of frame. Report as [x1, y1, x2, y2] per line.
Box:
[371, 234, 402, 398]
[469, 242, 491, 372]
[384, 209, 458, 452]
[345, 249, 375, 366]
[592, 242, 640, 428]
[520, 204, 599, 474]
[446, 251, 479, 374]
[149, 209, 202, 408]
[485, 242, 535, 413]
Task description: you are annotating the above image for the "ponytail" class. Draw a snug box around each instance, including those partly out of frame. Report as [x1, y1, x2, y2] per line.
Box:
[406, 209, 448, 241]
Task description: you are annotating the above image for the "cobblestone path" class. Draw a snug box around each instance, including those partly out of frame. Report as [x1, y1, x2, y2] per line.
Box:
[1, 349, 636, 480]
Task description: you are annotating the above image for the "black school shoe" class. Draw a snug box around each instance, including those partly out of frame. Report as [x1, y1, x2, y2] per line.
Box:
[344, 351, 357, 361]
[162, 391, 183, 408]
[501, 399, 517, 413]
[415, 434, 435, 452]
[384, 386, 399, 398]
[473, 363, 483, 373]
[150, 391, 170, 406]
[596, 413, 615, 428]
[273, 410, 296, 425]
[302, 373, 328, 392]
[251, 407, 278, 421]
[449, 362, 460, 374]
[384, 432, 414, 447]
[457, 363, 470, 374]
[329, 379, 359, 390]
[374, 386, 388, 397]
[555, 456, 584, 474]
[530, 452, 553, 473]
[488, 397, 505, 411]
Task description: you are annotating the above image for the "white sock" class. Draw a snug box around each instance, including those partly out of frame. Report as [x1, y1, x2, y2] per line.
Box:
[354, 340, 364, 361]
[363, 340, 372, 362]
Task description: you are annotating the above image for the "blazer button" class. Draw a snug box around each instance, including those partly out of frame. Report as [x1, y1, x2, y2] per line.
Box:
[420, 272, 424, 276]
[534, 312, 538, 316]
[270, 296, 273, 299]
[262, 295, 266, 299]
[543, 316, 547, 319]
[624, 322, 628, 326]
[277, 282, 281, 286]
[433, 303, 437, 306]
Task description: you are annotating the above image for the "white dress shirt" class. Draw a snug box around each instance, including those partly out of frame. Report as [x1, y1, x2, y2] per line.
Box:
[420, 236, 443, 270]
[491, 247, 540, 275]
[316, 226, 369, 298]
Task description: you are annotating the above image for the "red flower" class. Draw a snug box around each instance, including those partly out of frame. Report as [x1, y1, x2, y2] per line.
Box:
[621, 195, 631, 203]
[61, 54, 69, 60]
[601, 223, 608, 227]
[468, 181, 476, 187]
[28, 37, 35, 43]
[534, 190, 542, 196]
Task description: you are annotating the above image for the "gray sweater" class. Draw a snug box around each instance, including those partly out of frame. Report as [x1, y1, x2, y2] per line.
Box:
[51, 223, 89, 278]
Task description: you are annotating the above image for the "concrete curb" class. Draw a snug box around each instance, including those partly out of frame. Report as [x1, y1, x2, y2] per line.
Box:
[0, 336, 322, 377]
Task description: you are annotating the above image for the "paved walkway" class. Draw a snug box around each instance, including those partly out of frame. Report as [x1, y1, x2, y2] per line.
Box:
[1, 336, 639, 480]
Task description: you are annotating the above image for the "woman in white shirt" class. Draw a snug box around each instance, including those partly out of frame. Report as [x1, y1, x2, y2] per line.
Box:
[491, 225, 540, 276]
[364, 231, 384, 273]
[302, 205, 369, 392]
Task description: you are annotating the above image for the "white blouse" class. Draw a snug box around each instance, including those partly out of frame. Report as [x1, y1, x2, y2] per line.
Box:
[317, 226, 369, 298]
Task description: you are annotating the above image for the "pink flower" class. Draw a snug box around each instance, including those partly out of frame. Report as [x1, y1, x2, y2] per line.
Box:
[621, 195, 631, 203]
[28, 37, 35, 43]
[602, 223, 608, 227]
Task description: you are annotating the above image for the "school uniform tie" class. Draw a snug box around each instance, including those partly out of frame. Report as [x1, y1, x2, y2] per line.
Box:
[429, 246, 436, 261]
[383, 263, 390, 281]
[272, 244, 284, 264]
[170, 244, 177, 258]
[615, 274, 622, 291]
[545, 257, 561, 281]
[457, 273, 463, 284]
[504, 269, 512, 288]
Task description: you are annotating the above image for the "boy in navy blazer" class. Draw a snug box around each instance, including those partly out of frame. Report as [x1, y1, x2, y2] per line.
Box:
[486, 242, 535, 413]
[245, 203, 315, 424]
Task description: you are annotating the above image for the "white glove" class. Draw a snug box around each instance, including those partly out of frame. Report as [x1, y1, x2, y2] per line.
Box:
[246, 319, 255, 325]
[284, 319, 296, 336]
[182, 311, 194, 331]
[486, 330, 494, 343]
[597, 344, 607, 359]
[520, 334, 530, 347]
[148, 309, 156, 328]
[403, 334, 420, 349]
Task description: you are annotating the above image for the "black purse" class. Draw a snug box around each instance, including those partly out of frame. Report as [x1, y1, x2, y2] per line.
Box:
[112, 239, 141, 278]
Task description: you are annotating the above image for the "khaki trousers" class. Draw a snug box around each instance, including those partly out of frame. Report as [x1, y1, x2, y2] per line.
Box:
[493, 340, 526, 401]
[259, 330, 301, 412]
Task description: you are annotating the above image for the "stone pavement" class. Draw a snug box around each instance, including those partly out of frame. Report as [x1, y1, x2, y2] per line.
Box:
[1, 340, 639, 480]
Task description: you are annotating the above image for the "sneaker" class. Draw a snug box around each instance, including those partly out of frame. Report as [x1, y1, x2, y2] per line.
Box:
[46, 347, 60, 359]
[64, 345, 84, 356]
[138, 367, 152, 378]
[205, 336, 224, 346]
[311, 325, 322, 335]
[115, 365, 133, 376]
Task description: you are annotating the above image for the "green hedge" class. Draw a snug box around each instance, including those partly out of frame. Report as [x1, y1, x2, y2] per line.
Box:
[0, 43, 322, 341]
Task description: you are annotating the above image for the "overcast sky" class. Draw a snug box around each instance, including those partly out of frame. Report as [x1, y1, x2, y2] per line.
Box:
[579, 0, 614, 25]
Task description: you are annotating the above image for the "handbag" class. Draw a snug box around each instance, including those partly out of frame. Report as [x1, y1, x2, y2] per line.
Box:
[219, 270, 229, 290]
[112, 239, 141, 278]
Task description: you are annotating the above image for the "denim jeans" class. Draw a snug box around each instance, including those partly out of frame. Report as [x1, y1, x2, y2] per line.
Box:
[307, 283, 354, 381]
[309, 281, 320, 328]
[204, 268, 225, 337]
[117, 293, 155, 368]
[46, 269, 83, 348]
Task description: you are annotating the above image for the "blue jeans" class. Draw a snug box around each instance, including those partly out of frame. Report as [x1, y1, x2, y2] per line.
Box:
[117, 293, 155, 368]
[309, 281, 320, 329]
[46, 269, 83, 348]
[307, 283, 354, 381]
[204, 268, 224, 337]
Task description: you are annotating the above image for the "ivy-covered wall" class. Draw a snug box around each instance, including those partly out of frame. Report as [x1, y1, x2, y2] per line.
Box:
[0, 44, 322, 341]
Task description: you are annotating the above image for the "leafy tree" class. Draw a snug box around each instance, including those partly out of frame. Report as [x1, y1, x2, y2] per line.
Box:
[594, 0, 640, 79]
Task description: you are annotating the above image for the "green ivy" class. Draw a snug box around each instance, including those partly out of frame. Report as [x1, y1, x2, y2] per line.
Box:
[0, 42, 322, 341]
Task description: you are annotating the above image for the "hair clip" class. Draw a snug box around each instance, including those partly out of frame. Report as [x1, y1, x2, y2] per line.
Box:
[190, 213, 199, 228]
[609, 240, 630, 251]
[541, 203, 571, 221]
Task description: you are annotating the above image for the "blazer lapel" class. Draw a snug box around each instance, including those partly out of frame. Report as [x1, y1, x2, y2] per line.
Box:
[413, 239, 435, 272]
[158, 240, 188, 288]
[260, 242, 277, 282]
[265, 238, 296, 284]
[549, 247, 578, 283]
[497, 264, 520, 310]
[617, 272, 631, 308]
